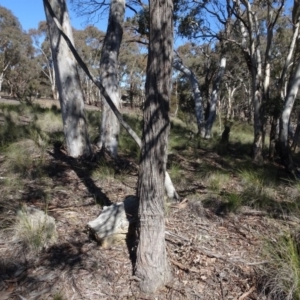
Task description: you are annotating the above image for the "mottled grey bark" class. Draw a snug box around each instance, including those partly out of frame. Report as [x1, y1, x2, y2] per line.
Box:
[45, 4, 179, 200]
[98, 0, 125, 157]
[43, 0, 91, 157]
[134, 0, 173, 293]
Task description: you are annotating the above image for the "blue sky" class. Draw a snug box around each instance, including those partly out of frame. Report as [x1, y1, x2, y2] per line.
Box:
[0, 0, 108, 32]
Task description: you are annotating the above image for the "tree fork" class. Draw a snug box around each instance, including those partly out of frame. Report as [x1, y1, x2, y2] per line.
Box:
[44, 0, 179, 200]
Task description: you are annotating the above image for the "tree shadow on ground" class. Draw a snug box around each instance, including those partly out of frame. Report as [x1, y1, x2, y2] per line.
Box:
[46, 144, 112, 207]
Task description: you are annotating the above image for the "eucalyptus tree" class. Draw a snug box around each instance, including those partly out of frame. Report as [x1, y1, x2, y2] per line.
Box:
[119, 25, 148, 108]
[5, 46, 39, 100]
[177, 1, 235, 138]
[97, 0, 125, 158]
[0, 6, 29, 96]
[175, 42, 217, 134]
[63, 0, 180, 200]
[73, 26, 104, 105]
[278, 0, 300, 169]
[134, 0, 173, 292]
[43, 0, 91, 157]
[173, 53, 204, 134]
[29, 21, 57, 99]
[230, 0, 284, 161]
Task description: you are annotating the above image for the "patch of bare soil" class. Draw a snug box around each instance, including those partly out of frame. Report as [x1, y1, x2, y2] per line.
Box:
[0, 146, 288, 300]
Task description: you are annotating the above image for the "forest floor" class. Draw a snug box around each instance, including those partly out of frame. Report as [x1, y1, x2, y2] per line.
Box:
[0, 101, 300, 299]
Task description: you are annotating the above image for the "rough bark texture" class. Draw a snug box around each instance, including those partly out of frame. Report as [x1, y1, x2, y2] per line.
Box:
[134, 0, 173, 293]
[98, 0, 125, 157]
[44, 7, 179, 200]
[44, 0, 91, 157]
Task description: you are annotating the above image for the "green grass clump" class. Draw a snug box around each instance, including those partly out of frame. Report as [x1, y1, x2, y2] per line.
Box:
[205, 171, 230, 193]
[91, 158, 115, 181]
[168, 162, 182, 185]
[224, 192, 243, 212]
[261, 231, 300, 300]
[4, 139, 46, 178]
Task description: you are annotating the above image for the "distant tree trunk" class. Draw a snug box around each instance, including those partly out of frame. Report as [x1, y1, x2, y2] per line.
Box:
[134, 0, 173, 293]
[205, 57, 226, 139]
[0, 72, 4, 97]
[43, 0, 91, 157]
[225, 82, 240, 120]
[291, 112, 300, 152]
[98, 0, 125, 157]
[0, 63, 10, 98]
[270, 2, 300, 159]
[269, 116, 279, 160]
[173, 58, 204, 134]
[279, 58, 300, 170]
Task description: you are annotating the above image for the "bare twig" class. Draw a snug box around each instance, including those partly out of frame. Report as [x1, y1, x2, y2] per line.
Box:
[238, 286, 256, 300]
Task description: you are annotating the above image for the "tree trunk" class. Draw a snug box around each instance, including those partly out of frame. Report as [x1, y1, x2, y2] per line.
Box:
[98, 0, 125, 157]
[45, 5, 179, 200]
[291, 112, 300, 152]
[43, 0, 91, 157]
[252, 87, 264, 162]
[205, 57, 226, 139]
[134, 0, 173, 293]
[0, 63, 10, 98]
[270, 2, 300, 159]
[0, 72, 3, 97]
[279, 58, 300, 170]
[173, 58, 204, 135]
[269, 117, 279, 160]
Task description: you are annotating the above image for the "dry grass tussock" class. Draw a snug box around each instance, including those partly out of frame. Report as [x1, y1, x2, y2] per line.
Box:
[1, 102, 300, 299]
[13, 205, 57, 254]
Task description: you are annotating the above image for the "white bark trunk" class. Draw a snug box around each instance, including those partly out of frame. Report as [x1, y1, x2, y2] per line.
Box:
[98, 0, 125, 157]
[173, 58, 204, 134]
[45, 7, 179, 200]
[0, 72, 3, 97]
[44, 0, 91, 157]
[280, 58, 300, 151]
[280, 10, 300, 98]
[205, 57, 226, 139]
[0, 63, 10, 98]
[225, 83, 239, 120]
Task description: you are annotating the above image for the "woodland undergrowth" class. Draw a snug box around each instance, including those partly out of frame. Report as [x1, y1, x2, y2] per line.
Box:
[0, 102, 300, 299]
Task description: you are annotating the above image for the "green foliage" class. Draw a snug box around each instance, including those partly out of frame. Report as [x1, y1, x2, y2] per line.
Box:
[132, 8, 150, 37]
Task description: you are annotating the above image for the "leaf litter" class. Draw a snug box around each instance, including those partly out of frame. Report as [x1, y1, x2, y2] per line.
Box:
[0, 145, 296, 300]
